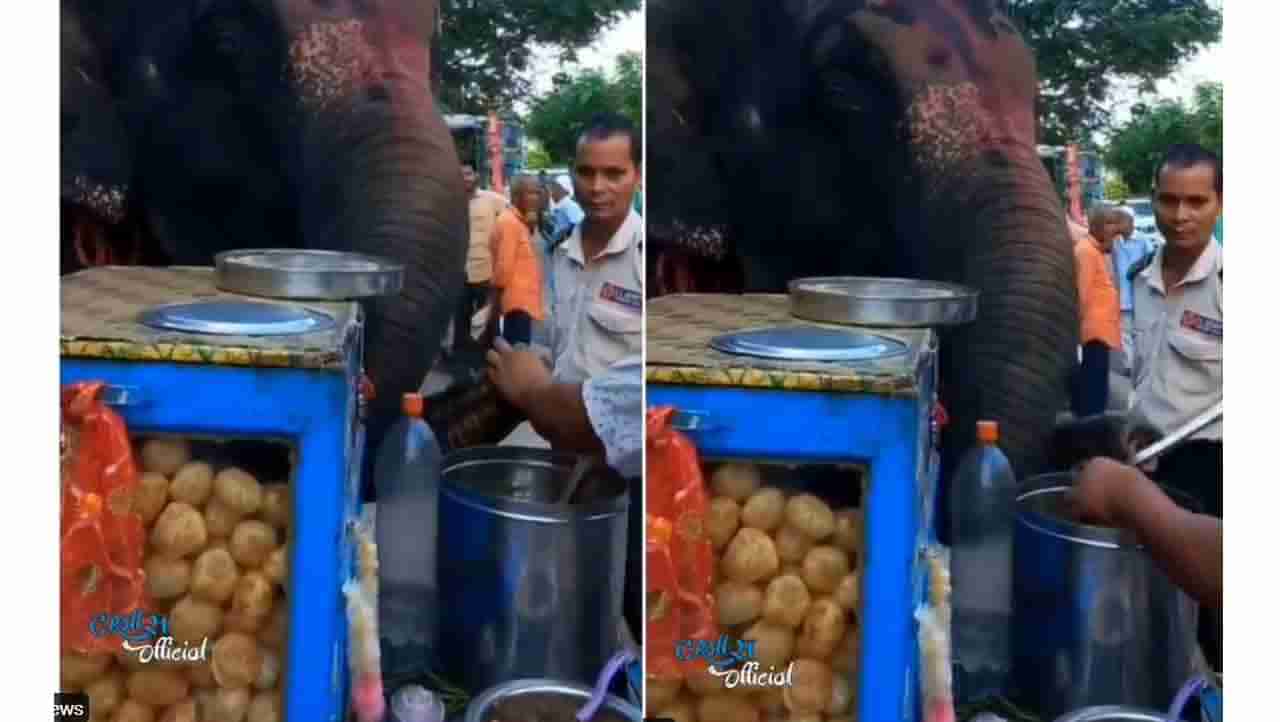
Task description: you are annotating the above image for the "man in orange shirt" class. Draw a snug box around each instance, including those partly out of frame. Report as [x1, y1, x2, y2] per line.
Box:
[1073, 204, 1124, 416]
[487, 174, 546, 346]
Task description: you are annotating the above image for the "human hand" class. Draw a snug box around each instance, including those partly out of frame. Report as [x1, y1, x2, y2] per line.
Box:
[1065, 457, 1152, 528]
[486, 337, 552, 411]
[1050, 412, 1162, 472]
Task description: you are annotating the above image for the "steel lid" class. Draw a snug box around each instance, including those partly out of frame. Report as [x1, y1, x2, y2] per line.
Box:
[789, 276, 978, 327]
[215, 249, 404, 300]
[709, 326, 908, 362]
[139, 300, 337, 336]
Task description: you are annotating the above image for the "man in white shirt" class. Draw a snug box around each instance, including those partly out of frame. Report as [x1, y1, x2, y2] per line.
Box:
[487, 113, 644, 642]
[1128, 142, 1223, 672]
[544, 113, 644, 384]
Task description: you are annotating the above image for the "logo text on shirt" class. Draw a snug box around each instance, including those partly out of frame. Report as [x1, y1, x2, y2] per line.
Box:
[600, 282, 642, 313]
[1180, 310, 1222, 339]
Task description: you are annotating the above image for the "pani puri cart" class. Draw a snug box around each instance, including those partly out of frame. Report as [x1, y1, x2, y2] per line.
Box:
[646, 291, 951, 722]
[61, 265, 373, 722]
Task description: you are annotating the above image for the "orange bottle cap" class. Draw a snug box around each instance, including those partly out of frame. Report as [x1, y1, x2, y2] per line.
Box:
[977, 420, 998, 443]
[402, 393, 424, 418]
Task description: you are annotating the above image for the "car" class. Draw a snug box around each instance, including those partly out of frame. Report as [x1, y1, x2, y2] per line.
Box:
[1124, 197, 1163, 246]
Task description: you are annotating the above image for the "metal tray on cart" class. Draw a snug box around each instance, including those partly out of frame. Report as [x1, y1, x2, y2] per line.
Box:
[788, 276, 978, 327]
[216, 248, 404, 300]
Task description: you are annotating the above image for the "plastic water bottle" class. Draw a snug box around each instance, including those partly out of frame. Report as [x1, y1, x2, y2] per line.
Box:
[949, 420, 1016, 702]
[374, 392, 443, 680]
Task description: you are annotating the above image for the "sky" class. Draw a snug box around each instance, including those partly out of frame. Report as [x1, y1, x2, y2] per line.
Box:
[524, 7, 1220, 130]
[1107, 41, 1223, 126]
[528, 10, 642, 97]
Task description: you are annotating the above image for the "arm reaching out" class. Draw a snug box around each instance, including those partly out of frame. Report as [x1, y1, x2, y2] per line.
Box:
[485, 338, 603, 455]
[1069, 458, 1222, 608]
[486, 343, 642, 477]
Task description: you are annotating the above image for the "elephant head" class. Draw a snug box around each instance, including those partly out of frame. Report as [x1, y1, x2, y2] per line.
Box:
[648, 0, 1079, 486]
[61, 0, 467, 450]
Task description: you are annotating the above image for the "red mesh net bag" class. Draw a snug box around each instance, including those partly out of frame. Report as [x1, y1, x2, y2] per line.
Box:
[645, 407, 716, 681]
[61, 382, 148, 654]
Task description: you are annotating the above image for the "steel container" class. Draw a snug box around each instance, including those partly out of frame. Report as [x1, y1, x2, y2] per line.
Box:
[1012, 473, 1199, 718]
[787, 276, 979, 327]
[1053, 706, 1169, 722]
[464, 679, 642, 722]
[215, 248, 405, 299]
[438, 447, 630, 692]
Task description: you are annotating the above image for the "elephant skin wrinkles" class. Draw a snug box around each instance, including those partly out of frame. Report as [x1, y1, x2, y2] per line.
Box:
[645, 0, 1079, 481]
[60, 0, 465, 480]
[289, 19, 379, 112]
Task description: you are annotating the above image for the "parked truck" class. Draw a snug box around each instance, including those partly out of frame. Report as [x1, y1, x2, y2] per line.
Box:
[446, 114, 527, 192]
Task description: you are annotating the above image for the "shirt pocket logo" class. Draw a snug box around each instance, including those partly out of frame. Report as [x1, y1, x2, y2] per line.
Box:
[599, 282, 642, 314]
[587, 297, 642, 335]
[1179, 309, 1222, 340]
[1168, 325, 1223, 363]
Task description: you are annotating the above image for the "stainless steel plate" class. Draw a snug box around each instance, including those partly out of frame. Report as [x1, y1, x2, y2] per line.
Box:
[139, 300, 336, 336]
[789, 276, 978, 327]
[710, 326, 908, 362]
[215, 249, 404, 300]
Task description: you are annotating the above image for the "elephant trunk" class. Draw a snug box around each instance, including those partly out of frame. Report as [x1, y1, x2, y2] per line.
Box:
[300, 71, 467, 448]
[929, 144, 1079, 492]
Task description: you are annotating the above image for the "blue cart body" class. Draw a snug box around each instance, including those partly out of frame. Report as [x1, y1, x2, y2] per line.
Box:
[62, 267, 366, 722]
[646, 293, 942, 722]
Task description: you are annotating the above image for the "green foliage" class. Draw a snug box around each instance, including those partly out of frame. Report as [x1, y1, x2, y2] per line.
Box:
[525, 143, 554, 170]
[1105, 174, 1132, 201]
[436, 1, 639, 114]
[524, 52, 642, 165]
[612, 50, 642, 124]
[1006, 0, 1221, 144]
[1193, 80, 1223, 152]
[1104, 82, 1222, 193]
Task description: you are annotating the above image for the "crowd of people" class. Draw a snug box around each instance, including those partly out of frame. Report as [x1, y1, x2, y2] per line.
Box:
[1067, 142, 1224, 670]
[450, 113, 647, 638]
[450, 113, 645, 472]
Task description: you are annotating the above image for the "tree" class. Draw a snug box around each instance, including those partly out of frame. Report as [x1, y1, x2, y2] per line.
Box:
[524, 52, 642, 165]
[1104, 82, 1221, 193]
[437, 1, 639, 114]
[1105, 174, 1131, 201]
[612, 51, 641, 125]
[525, 143, 554, 170]
[1006, 0, 1221, 144]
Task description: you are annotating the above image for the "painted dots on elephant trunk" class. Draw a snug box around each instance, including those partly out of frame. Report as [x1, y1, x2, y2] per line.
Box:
[902, 82, 988, 196]
[68, 176, 128, 226]
[287, 19, 379, 113]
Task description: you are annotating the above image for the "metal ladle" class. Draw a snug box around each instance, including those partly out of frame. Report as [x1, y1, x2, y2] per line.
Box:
[1132, 398, 1223, 467]
[558, 455, 599, 505]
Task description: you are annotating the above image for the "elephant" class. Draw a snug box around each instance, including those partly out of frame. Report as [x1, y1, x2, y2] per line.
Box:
[647, 0, 1082, 509]
[61, 0, 467, 459]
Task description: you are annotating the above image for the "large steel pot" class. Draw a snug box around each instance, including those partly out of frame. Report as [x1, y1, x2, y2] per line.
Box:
[1012, 473, 1199, 718]
[438, 447, 629, 692]
[464, 679, 641, 722]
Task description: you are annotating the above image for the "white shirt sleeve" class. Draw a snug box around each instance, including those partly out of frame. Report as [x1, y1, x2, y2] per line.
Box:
[582, 356, 643, 479]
